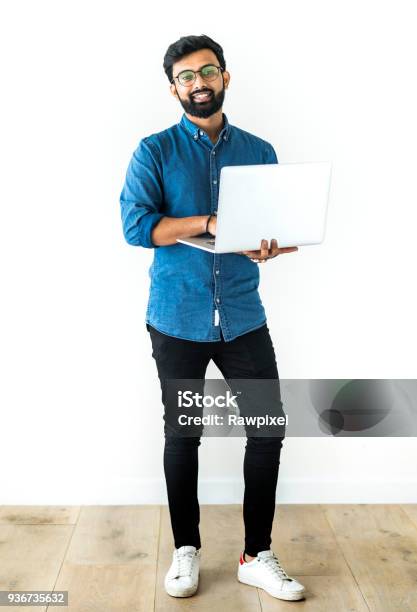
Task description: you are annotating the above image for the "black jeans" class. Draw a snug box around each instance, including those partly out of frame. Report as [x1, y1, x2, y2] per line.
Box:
[146, 322, 285, 558]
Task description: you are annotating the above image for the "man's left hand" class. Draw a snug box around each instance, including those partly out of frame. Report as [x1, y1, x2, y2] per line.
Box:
[238, 238, 298, 263]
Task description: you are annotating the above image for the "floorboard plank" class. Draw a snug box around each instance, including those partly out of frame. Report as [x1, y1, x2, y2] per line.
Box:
[322, 504, 417, 612]
[270, 504, 352, 576]
[48, 505, 160, 612]
[0, 523, 74, 612]
[0, 506, 80, 525]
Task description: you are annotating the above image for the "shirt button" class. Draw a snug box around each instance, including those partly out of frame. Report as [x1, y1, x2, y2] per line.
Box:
[213, 180, 217, 184]
[194, 134, 198, 140]
[216, 297, 220, 303]
[199, 130, 204, 136]
[215, 270, 220, 274]
[211, 150, 216, 155]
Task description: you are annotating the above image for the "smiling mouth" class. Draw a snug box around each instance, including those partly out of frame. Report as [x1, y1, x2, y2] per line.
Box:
[191, 91, 213, 103]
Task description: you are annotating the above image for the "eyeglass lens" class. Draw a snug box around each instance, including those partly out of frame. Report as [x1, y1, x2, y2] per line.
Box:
[178, 65, 219, 86]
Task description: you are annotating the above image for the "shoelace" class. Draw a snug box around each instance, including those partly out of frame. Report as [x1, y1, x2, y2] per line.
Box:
[259, 553, 292, 581]
[175, 550, 195, 577]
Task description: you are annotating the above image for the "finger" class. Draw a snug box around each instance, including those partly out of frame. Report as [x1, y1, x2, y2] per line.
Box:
[269, 241, 279, 259]
[260, 239, 269, 259]
[269, 238, 280, 258]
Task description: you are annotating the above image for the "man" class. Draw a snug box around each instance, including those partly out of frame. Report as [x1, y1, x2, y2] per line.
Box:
[119, 34, 305, 602]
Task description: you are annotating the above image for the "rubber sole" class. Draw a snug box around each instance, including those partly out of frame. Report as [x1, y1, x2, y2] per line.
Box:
[165, 582, 199, 598]
[238, 574, 306, 601]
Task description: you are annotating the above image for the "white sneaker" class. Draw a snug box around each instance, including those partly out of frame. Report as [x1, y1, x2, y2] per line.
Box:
[238, 549, 306, 601]
[164, 545, 201, 597]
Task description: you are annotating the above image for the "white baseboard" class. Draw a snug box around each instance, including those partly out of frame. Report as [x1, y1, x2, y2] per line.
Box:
[1, 477, 417, 505]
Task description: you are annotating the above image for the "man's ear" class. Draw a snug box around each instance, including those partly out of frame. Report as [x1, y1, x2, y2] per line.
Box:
[223, 70, 231, 88]
[170, 83, 179, 98]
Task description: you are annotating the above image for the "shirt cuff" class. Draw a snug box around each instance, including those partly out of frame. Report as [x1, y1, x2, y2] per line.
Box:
[138, 211, 165, 248]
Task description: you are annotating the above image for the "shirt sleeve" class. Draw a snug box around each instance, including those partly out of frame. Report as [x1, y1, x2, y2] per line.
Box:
[264, 143, 279, 165]
[119, 137, 165, 248]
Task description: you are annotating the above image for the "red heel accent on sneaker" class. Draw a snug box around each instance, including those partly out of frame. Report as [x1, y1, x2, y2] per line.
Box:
[239, 552, 246, 565]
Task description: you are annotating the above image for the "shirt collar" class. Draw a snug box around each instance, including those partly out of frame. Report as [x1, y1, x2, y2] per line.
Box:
[179, 112, 231, 142]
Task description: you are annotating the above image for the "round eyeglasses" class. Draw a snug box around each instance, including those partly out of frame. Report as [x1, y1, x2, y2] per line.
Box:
[172, 64, 224, 87]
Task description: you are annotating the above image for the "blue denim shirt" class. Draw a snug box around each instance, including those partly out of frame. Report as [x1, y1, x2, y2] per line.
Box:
[120, 112, 278, 342]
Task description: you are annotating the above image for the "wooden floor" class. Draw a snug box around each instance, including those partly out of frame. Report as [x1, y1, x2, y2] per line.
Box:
[0, 504, 417, 611]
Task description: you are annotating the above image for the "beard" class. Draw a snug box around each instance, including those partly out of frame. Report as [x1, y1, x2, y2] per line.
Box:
[178, 80, 226, 118]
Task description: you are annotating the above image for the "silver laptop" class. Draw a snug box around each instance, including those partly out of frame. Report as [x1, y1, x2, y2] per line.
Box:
[177, 161, 332, 253]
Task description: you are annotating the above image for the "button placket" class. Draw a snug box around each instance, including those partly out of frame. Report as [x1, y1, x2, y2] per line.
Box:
[210, 144, 218, 211]
[209, 137, 223, 321]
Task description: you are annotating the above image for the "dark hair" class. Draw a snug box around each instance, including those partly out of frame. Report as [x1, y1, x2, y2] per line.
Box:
[163, 34, 226, 84]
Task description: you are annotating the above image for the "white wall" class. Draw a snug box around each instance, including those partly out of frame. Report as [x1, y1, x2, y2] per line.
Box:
[1, 0, 416, 504]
